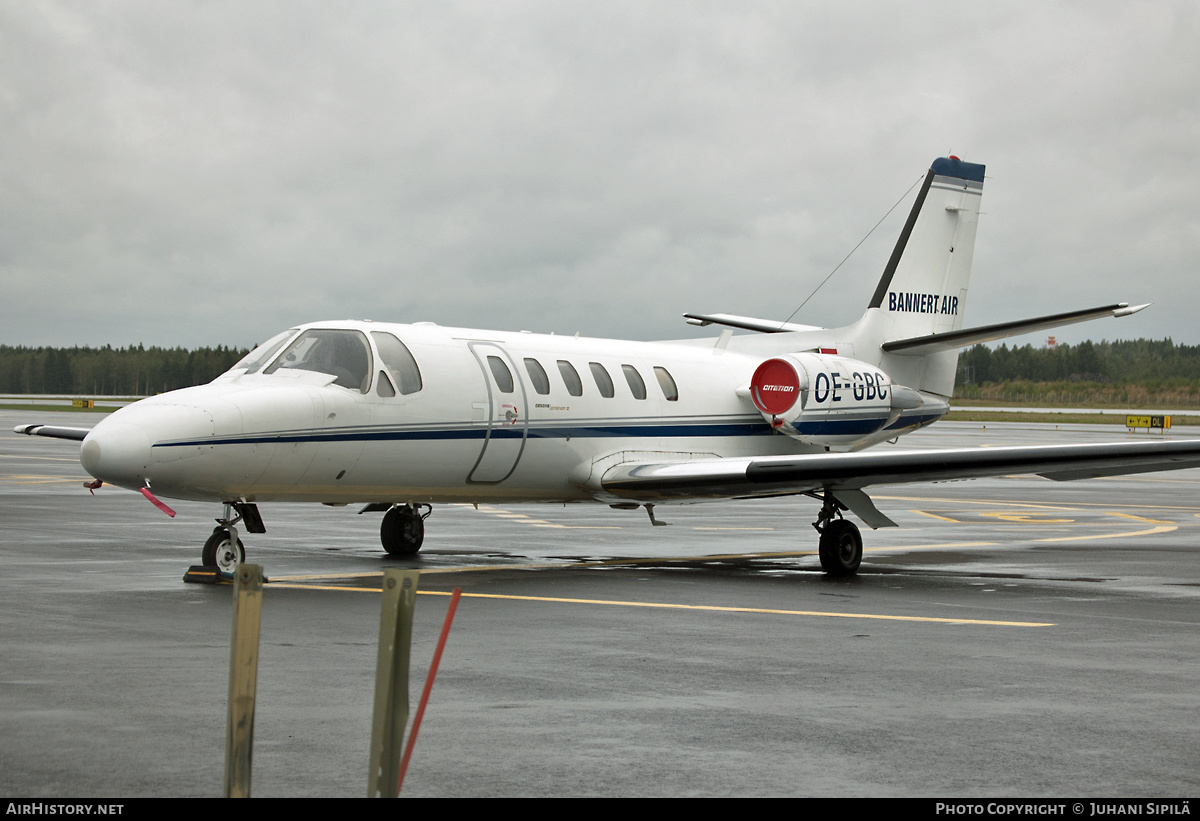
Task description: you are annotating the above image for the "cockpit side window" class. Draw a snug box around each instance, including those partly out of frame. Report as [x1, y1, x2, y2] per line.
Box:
[376, 371, 396, 397]
[264, 329, 374, 393]
[230, 329, 297, 375]
[371, 332, 423, 395]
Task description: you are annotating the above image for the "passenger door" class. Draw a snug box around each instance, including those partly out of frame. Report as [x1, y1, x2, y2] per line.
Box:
[466, 341, 528, 483]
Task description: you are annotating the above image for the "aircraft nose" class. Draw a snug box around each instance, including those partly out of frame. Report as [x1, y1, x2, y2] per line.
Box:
[80, 400, 226, 492]
[81, 421, 152, 488]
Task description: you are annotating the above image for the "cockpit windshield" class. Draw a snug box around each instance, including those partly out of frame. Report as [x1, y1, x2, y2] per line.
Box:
[263, 329, 374, 393]
[229, 329, 298, 375]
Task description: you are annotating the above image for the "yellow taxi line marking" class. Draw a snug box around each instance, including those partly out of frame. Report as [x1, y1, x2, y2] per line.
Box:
[1105, 512, 1174, 524]
[267, 585, 1052, 626]
[1032, 524, 1175, 543]
[269, 583, 379, 593]
[911, 510, 961, 523]
[979, 511, 1074, 523]
[882, 495, 1200, 513]
[271, 572, 382, 581]
[877, 495, 1082, 511]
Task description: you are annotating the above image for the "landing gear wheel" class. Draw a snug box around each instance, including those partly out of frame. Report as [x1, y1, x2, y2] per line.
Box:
[818, 518, 862, 576]
[381, 505, 425, 556]
[202, 528, 246, 577]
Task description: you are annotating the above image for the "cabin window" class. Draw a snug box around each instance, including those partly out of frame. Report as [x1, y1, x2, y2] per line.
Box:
[265, 329, 374, 393]
[622, 365, 647, 400]
[375, 371, 396, 397]
[557, 360, 583, 397]
[589, 363, 615, 398]
[524, 358, 550, 395]
[371, 332, 423, 395]
[487, 355, 514, 393]
[654, 366, 679, 401]
[231, 329, 297, 375]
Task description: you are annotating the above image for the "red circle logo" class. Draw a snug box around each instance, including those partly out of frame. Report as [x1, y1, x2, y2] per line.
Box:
[750, 358, 801, 415]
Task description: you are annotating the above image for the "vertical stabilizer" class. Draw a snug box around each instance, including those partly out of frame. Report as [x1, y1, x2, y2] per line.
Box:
[863, 157, 985, 396]
[868, 156, 985, 337]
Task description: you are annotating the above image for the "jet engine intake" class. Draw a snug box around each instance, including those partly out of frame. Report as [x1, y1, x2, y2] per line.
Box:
[748, 354, 911, 447]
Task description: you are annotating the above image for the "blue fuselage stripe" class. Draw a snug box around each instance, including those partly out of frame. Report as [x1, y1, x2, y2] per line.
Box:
[151, 413, 946, 449]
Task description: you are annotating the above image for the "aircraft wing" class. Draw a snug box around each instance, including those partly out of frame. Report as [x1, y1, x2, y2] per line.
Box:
[13, 424, 92, 441]
[600, 439, 1200, 527]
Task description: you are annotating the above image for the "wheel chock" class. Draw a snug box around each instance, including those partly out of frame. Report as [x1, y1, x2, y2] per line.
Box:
[183, 565, 225, 584]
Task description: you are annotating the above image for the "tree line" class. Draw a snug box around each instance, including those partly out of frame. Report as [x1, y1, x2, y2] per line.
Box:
[2, 337, 1198, 398]
[0, 344, 249, 396]
[957, 339, 1200, 387]
[955, 338, 1200, 405]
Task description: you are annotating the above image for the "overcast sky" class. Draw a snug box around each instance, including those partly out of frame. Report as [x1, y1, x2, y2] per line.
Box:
[3, 1, 1197, 351]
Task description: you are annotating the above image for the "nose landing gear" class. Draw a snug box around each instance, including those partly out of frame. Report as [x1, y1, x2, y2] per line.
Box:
[196, 502, 263, 578]
[202, 527, 245, 577]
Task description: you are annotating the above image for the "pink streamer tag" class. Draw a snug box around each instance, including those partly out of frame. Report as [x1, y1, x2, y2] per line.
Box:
[139, 487, 177, 518]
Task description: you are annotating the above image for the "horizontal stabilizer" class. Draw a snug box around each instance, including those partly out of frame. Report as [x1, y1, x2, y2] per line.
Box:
[683, 313, 822, 334]
[13, 423, 91, 441]
[882, 303, 1148, 355]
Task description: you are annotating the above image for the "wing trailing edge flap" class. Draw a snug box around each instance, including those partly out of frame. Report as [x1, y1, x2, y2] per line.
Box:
[882, 303, 1149, 356]
[601, 439, 1200, 513]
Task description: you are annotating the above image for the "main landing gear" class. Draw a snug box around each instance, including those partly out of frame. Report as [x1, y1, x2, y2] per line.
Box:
[380, 503, 431, 556]
[812, 490, 863, 576]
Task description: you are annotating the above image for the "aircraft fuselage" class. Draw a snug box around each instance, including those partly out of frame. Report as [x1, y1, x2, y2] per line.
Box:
[78, 319, 943, 506]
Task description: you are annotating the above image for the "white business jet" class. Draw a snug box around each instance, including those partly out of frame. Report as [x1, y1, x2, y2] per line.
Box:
[18, 156, 1200, 577]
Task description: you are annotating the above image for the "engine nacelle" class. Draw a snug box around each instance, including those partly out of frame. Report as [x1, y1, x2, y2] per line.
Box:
[749, 353, 919, 447]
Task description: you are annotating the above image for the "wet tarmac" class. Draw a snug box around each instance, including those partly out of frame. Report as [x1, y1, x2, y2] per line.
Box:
[1, 411, 1198, 797]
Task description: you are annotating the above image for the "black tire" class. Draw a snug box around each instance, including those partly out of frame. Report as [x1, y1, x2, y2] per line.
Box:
[381, 506, 424, 556]
[818, 519, 862, 576]
[202, 529, 246, 577]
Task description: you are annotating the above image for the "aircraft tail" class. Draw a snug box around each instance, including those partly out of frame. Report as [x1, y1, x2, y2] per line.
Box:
[712, 156, 1138, 398]
[867, 156, 985, 339]
[857, 156, 985, 397]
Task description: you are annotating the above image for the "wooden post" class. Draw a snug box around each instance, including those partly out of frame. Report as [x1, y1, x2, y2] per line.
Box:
[367, 570, 419, 797]
[224, 563, 264, 798]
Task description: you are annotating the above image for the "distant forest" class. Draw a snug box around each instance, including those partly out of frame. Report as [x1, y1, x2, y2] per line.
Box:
[956, 339, 1200, 385]
[0, 344, 249, 396]
[956, 339, 1200, 405]
[2, 338, 1199, 400]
